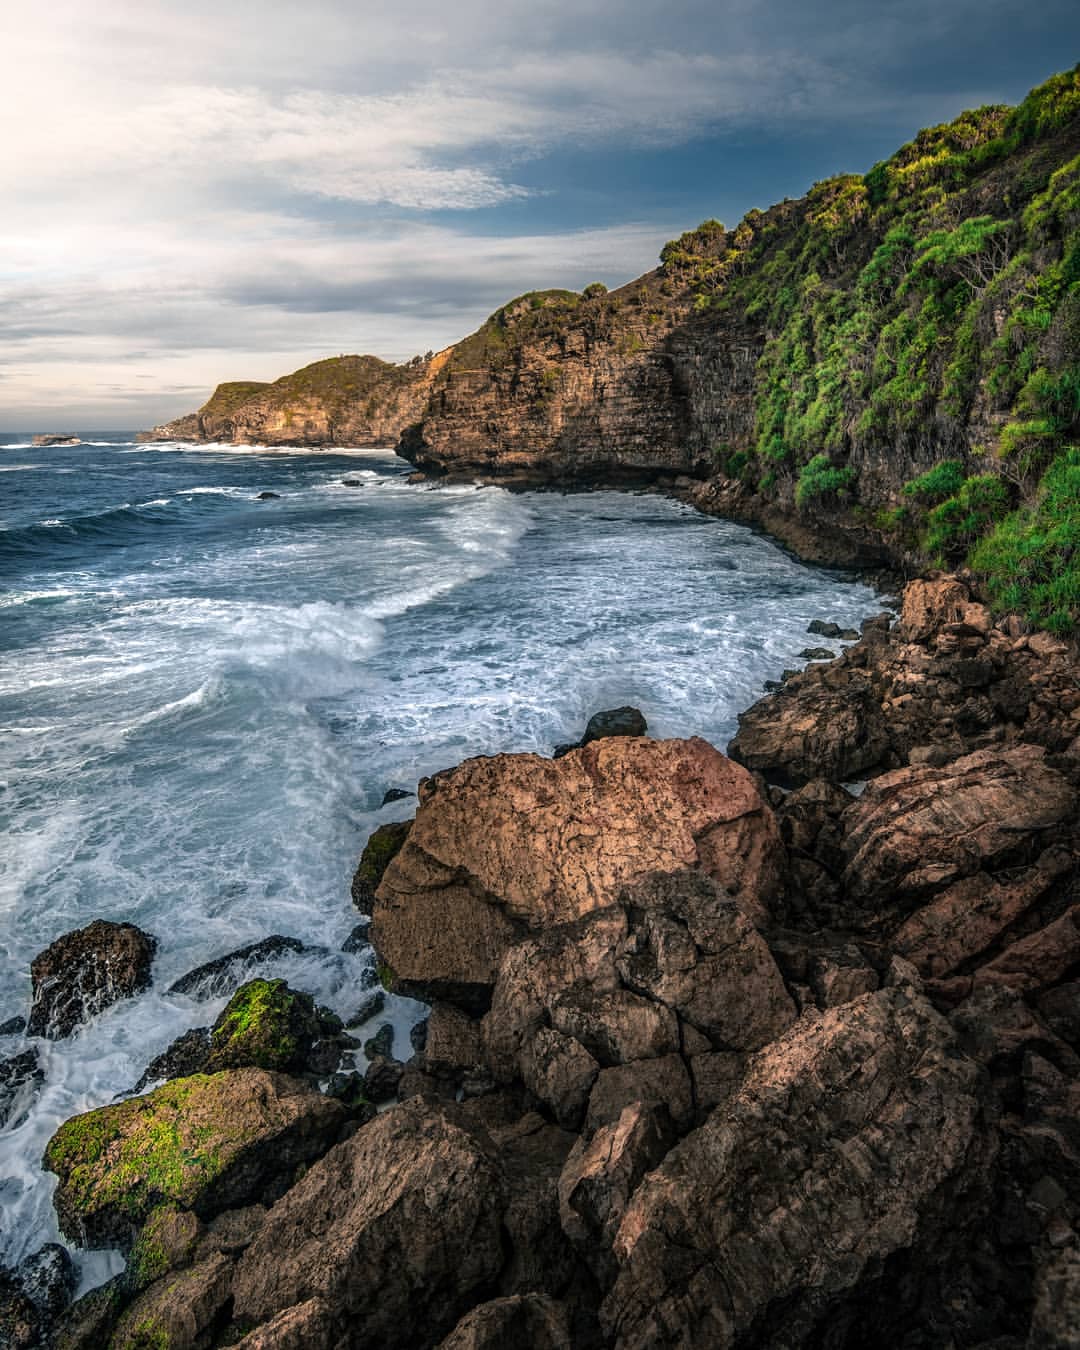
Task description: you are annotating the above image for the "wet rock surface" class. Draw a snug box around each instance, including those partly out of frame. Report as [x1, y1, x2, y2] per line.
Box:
[41, 575, 1080, 1349]
[167, 936, 306, 999]
[28, 920, 157, 1039]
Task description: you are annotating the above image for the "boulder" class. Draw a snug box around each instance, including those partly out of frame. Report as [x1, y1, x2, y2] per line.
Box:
[167, 936, 306, 999]
[728, 675, 891, 787]
[891, 849, 1075, 980]
[29, 920, 157, 1039]
[614, 871, 796, 1052]
[381, 787, 415, 805]
[601, 987, 983, 1348]
[0, 1244, 77, 1349]
[558, 1102, 676, 1282]
[436, 1295, 571, 1350]
[553, 706, 648, 758]
[372, 738, 783, 1007]
[134, 1027, 212, 1092]
[843, 745, 1076, 920]
[587, 1056, 694, 1134]
[108, 1253, 234, 1350]
[897, 577, 975, 643]
[205, 979, 329, 1073]
[0, 1048, 44, 1129]
[233, 1299, 335, 1349]
[351, 819, 413, 913]
[44, 1070, 345, 1248]
[231, 1098, 506, 1350]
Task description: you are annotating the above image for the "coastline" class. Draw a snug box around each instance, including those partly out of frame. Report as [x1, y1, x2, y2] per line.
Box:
[5, 546, 1079, 1345]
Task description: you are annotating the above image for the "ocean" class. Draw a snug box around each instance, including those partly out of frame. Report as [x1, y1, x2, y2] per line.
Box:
[0, 434, 880, 1286]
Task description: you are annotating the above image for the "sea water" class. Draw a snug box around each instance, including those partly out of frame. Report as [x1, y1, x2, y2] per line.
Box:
[0, 435, 880, 1286]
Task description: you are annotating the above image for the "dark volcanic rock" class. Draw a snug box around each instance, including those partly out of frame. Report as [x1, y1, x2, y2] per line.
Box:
[0, 1015, 26, 1036]
[255, 491, 280, 500]
[167, 935, 306, 999]
[29, 920, 157, 1039]
[381, 787, 415, 805]
[45, 1070, 345, 1248]
[0, 1048, 44, 1129]
[133, 1026, 212, 1092]
[231, 1097, 506, 1349]
[341, 922, 371, 954]
[0, 1244, 77, 1349]
[554, 706, 648, 757]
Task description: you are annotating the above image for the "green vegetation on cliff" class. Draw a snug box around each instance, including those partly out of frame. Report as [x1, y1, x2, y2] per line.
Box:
[682, 64, 1080, 628]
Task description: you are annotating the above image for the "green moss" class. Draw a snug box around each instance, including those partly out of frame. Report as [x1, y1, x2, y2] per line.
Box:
[44, 1076, 230, 1224]
[207, 978, 320, 1072]
[377, 962, 394, 992]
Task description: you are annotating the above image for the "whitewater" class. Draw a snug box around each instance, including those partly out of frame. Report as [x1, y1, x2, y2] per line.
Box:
[0, 435, 880, 1288]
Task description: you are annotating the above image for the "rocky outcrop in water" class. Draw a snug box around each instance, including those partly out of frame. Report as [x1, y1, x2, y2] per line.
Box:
[38, 573, 1080, 1349]
[28, 920, 157, 1039]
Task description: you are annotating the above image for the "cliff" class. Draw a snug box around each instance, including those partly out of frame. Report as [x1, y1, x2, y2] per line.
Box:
[143, 65, 1080, 628]
[140, 353, 446, 448]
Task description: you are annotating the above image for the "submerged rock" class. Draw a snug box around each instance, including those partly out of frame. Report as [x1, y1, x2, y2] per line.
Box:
[167, 935, 306, 999]
[381, 787, 415, 805]
[45, 1069, 346, 1248]
[372, 737, 783, 1009]
[29, 920, 157, 1039]
[0, 1048, 44, 1129]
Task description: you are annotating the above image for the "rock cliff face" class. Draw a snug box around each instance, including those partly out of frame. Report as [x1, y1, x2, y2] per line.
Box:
[140, 353, 445, 448]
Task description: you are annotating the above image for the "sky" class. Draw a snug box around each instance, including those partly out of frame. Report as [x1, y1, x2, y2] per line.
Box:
[2, 2, 1079, 429]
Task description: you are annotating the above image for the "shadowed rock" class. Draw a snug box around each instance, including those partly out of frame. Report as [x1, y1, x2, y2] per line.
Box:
[167, 936, 306, 1000]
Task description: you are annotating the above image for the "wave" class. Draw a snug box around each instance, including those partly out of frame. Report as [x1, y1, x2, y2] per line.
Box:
[0, 492, 249, 559]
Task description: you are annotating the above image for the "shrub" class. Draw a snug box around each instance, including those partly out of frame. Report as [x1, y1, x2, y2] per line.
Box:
[924, 474, 1011, 556]
[796, 454, 856, 507]
[903, 460, 967, 502]
[970, 447, 1080, 630]
[583, 282, 608, 299]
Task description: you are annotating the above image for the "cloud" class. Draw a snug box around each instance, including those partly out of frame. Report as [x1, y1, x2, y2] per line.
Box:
[2, 0, 1076, 423]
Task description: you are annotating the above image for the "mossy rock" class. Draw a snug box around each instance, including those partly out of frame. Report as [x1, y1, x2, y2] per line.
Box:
[126, 1204, 203, 1294]
[44, 1070, 345, 1249]
[206, 979, 324, 1074]
[351, 819, 413, 911]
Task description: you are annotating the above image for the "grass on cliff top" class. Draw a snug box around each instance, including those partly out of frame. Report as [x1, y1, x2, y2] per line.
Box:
[199, 381, 270, 418]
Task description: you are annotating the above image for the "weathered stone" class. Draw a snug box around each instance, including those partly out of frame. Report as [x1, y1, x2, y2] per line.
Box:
[109, 1252, 234, 1350]
[45, 1070, 345, 1248]
[729, 675, 891, 787]
[436, 1295, 572, 1350]
[843, 745, 1076, 920]
[29, 920, 157, 1039]
[549, 988, 679, 1066]
[231, 1098, 506, 1349]
[586, 1055, 695, 1134]
[1028, 1244, 1080, 1349]
[582, 706, 648, 744]
[352, 819, 413, 912]
[898, 577, 973, 643]
[615, 871, 796, 1051]
[974, 905, 1080, 995]
[521, 1028, 601, 1131]
[601, 988, 982, 1348]
[559, 1102, 677, 1281]
[372, 738, 783, 1007]
[892, 849, 1074, 979]
[364, 1055, 405, 1103]
[233, 1298, 335, 1350]
[127, 1203, 204, 1292]
[167, 936, 306, 999]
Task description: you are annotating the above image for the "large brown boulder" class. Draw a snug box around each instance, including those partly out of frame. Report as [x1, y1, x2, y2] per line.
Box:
[44, 1071, 345, 1248]
[436, 1295, 571, 1350]
[601, 987, 983, 1348]
[29, 920, 157, 1039]
[728, 674, 892, 787]
[372, 738, 783, 1008]
[230, 1098, 506, 1350]
[842, 745, 1076, 922]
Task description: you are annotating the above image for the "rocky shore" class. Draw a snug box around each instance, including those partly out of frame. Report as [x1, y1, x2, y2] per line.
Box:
[1, 573, 1077, 1348]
